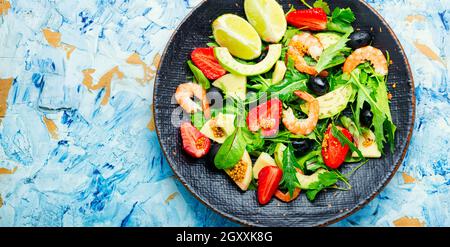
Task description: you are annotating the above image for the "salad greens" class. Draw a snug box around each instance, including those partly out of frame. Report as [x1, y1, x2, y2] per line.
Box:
[178, 0, 396, 204]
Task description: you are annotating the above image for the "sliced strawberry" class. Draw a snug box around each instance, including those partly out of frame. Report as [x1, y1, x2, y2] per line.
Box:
[257, 166, 283, 205]
[246, 98, 282, 137]
[191, 47, 227, 80]
[180, 122, 211, 158]
[286, 8, 327, 31]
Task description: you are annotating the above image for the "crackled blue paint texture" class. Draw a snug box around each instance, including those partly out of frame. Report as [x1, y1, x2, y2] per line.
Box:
[0, 0, 448, 227]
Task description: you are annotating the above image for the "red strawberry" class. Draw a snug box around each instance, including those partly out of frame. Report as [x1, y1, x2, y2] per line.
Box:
[257, 166, 283, 205]
[180, 122, 211, 158]
[191, 47, 227, 80]
[286, 8, 327, 31]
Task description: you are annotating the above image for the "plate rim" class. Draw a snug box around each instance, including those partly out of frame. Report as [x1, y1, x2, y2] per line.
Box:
[153, 0, 416, 227]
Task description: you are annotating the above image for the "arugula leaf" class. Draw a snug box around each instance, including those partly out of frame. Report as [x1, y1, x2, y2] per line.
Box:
[214, 127, 246, 169]
[331, 124, 364, 160]
[313, 0, 330, 15]
[187, 60, 210, 90]
[305, 171, 338, 201]
[314, 32, 351, 73]
[350, 70, 396, 153]
[326, 7, 355, 33]
[280, 144, 301, 197]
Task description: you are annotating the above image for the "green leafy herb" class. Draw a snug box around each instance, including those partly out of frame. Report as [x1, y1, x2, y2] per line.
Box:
[280, 144, 301, 196]
[326, 7, 356, 33]
[305, 171, 338, 201]
[241, 127, 265, 155]
[313, 0, 330, 15]
[314, 32, 351, 73]
[187, 60, 210, 90]
[350, 70, 396, 153]
[214, 127, 246, 169]
[331, 124, 364, 160]
[300, 0, 312, 9]
[207, 42, 219, 47]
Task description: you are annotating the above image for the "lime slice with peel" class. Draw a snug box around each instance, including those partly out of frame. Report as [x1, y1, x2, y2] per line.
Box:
[212, 14, 262, 60]
[244, 0, 287, 43]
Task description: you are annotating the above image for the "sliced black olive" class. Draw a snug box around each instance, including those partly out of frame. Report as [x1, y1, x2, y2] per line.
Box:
[208, 143, 221, 164]
[360, 102, 373, 127]
[307, 76, 329, 96]
[347, 31, 373, 50]
[292, 139, 314, 156]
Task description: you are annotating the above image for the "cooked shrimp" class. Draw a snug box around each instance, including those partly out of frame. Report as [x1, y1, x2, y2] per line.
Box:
[288, 33, 326, 76]
[175, 82, 210, 118]
[282, 91, 319, 135]
[343, 46, 388, 75]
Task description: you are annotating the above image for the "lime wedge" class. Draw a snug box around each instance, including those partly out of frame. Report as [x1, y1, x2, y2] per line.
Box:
[212, 14, 262, 60]
[244, 0, 287, 43]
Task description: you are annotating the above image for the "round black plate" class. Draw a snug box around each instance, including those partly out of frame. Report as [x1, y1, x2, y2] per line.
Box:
[153, 0, 415, 226]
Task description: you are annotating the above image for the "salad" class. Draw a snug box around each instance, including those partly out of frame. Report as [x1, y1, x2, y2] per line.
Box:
[174, 0, 396, 205]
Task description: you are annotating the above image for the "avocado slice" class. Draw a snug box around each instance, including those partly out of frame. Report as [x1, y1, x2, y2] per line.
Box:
[301, 84, 354, 119]
[352, 129, 382, 158]
[315, 32, 342, 49]
[212, 74, 247, 100]
[200, 113, 236, 143]
[225, 150, 253, 191]
[271, 61, 287, 84]
[253, 152, 277, 179]
[274, 143, 287, 168]
[296, 168, 327, 190]
[214, 44, 282, 76]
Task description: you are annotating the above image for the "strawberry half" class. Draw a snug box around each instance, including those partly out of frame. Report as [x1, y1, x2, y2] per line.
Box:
[286, 8, 327, 31]
[191, 47, 227, 80]
[180, 122, 211, 158]
[257, 166, 283, 205]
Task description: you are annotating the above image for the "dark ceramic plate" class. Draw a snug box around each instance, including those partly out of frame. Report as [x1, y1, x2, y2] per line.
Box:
[153, 0, 415, 226]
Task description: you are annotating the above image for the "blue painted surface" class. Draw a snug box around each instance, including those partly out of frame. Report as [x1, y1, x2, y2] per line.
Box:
[0, 0, 448, 226]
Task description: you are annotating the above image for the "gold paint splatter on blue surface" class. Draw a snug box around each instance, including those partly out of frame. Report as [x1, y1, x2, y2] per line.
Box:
[165, 192, 179, 204]
[402, 172, 416, 184]
[405, 14, 426, 23]
[0, 167, 17, 175]
[82, 67, 125, 105]
[414, 41, 445, 66]
[42, 28, 76, 59]
[126, 53, 161, 84]
[0, 0, 11, 16]
[393, 216, 425, 227]
[0, 78, 13, 122]
[42, 116, 59, 139]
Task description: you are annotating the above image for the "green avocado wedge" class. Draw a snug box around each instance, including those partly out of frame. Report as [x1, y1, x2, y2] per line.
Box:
[301, 84, 354, 119]
[214, 44, 282, 76]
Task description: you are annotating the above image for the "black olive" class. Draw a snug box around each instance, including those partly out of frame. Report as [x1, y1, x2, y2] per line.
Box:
[307, 76, 329, 96]
[207, 86, 223, 108]
[208, 143, 221, 164]
[347, 31, 373, 49]
[360, 102, 373, 127]
[292, 139, 314, 156]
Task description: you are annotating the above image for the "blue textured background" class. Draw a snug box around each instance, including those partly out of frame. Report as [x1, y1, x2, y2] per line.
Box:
[0, 0, 448, 227]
